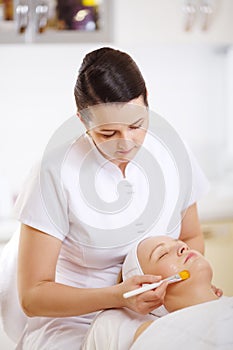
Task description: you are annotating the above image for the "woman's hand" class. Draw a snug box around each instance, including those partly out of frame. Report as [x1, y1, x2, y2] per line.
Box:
[211, 284, 223, 298]
[117, 275, 168, 315]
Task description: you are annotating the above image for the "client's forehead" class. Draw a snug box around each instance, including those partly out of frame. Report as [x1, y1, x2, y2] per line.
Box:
[138, 236, 174, 254]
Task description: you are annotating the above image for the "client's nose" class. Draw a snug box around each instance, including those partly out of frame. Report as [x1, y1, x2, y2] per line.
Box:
[177, 243, 189, 256]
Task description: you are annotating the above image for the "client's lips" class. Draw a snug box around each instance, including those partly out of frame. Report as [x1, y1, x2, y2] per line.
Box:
[184, 252, 197, 263]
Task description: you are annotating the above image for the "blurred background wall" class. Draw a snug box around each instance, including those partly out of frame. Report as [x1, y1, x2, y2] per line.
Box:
[0, 0, 232, 226]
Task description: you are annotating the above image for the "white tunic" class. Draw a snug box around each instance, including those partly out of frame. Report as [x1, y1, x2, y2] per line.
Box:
[14, 131, 208, 349]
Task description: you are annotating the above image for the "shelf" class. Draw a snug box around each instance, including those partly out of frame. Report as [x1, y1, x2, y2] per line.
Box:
[0, 0, 113, 44]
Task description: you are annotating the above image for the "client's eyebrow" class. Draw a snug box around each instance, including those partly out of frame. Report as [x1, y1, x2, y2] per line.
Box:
[149, 239, 179, 260]
[149, 243, 165, 260]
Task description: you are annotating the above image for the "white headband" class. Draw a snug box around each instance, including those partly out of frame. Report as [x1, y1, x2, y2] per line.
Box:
[122, 243, 144, 281]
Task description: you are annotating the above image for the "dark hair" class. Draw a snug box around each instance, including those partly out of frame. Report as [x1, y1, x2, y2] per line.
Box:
[74, 47, 148, 111]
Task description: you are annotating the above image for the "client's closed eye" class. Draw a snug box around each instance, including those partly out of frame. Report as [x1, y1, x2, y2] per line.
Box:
[159, 252, 168, 259]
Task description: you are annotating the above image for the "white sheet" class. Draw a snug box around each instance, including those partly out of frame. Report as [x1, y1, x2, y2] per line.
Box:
[131, 297, 233, 350]
[82, 297, 233, 350]
[81, 308, 157, 350]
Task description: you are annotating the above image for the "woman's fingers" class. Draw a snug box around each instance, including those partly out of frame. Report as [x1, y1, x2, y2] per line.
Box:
[140, 281, 168, 302]
[136, 282, 168, 313]
[121, 276, 169, 315]
[132, 274, 162, 285]
[211, 284, 223, 298]
[120, 274, 162, 300]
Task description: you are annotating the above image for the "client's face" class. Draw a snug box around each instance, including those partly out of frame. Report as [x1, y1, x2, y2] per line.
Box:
[137, 236, 212, 280]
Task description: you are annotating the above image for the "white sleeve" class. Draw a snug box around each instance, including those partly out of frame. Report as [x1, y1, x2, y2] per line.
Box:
[184, 146, 210, 210]
[13, 161, 69, 241]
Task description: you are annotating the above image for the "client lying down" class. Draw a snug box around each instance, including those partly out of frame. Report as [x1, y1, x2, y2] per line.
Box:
[82, 236, 233, 350]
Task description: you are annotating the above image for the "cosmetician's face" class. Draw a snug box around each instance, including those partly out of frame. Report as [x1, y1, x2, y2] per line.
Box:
[137, 236, 212, 281]
[86, 96, 148, 166]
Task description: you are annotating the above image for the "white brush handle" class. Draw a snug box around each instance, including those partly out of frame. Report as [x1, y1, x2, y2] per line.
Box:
[123, 275, 180, 299]
[123, 280, 164, 299]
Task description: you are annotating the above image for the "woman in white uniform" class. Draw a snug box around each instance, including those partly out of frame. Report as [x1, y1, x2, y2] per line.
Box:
[15, 47, 211, 349]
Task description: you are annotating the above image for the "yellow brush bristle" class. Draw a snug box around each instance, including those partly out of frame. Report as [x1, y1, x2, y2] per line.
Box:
[179, 270, 190, 280]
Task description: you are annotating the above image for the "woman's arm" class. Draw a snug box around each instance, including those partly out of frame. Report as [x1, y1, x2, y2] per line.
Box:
[18, 224, 167, 317]
[179, 203, 204, 254]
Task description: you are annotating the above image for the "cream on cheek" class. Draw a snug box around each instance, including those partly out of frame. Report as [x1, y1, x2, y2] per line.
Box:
[163, 262, 181, 276]
[149, 256, 182, 278]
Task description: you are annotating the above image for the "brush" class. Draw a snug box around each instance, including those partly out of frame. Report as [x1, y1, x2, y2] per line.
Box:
[123, 270, 190, 299]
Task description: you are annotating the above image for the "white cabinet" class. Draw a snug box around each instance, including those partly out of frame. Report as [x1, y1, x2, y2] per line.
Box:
[113, 0, 233, 45]
[0, 0, 113, 43]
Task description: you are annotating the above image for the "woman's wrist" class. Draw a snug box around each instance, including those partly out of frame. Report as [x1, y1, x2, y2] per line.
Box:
[109, 283, 125, 309]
